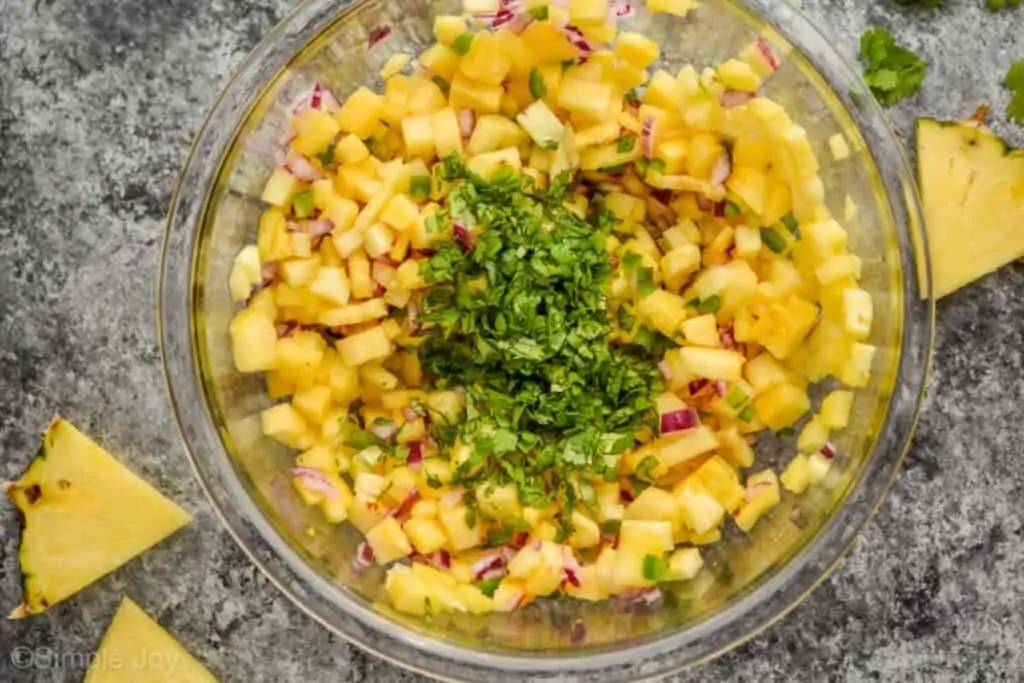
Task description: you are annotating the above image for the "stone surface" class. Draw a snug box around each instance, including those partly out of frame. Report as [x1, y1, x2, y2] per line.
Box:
[0, 0, 1021, 681]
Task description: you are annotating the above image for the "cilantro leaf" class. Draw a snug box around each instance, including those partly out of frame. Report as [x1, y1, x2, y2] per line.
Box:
[858, 28, 927, 107]
[1004, 60, 1024, 126]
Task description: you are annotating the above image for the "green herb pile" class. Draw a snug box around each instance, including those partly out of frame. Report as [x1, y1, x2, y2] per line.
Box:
[859, 28, 928, 107]
[415, 159, 663, 535]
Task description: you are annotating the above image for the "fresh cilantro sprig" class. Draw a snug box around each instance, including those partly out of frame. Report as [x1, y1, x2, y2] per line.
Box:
[859, 27, 928, 107]
[1004, 60, 1024, 126]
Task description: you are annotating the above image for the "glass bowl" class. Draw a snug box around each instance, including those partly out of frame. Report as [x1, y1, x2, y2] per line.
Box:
[159, 0, 934, 679]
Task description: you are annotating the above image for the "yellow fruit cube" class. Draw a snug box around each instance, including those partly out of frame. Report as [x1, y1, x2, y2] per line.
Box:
[349, 493, 388, 533]
[476, 483, 522, 520]
[842, 287, 873, 340]
[279, 257, 320, 288]
[829, 133, 851, 161]
[292, 108, 341, 156]
[717, 425, 755, 468]
[449, 73, 504, 114]
[647, 0, 698, 15]
[380, 52, 412, 80]
[679, 347, 745, 382]
[380, 194, 421, 233]
[439, 506, 484, 551]
[468, 115, 526, 155]
[797, 415, 830, 454]
[743, 352, 789, 393]
[458, 33, 513, 87]
[491, 578, 529, 612]
[403, 517, 448, 555]
[364, 223, 395, 259]
[839, 343, 876, 388]
[402, 113, 436, 159]
[675, 479, 725, 534]
[820, 390, 854, 429]
[467, 147, 522, 178]
[261, 403, 311, 449]
[292, 385, 332, 424]
[558, 78, 613, 119]
[428, 108, 462, 160]
[726, 165, 769, 215]
[668, 548, 703, 580]
[569, 0, 608, 24]
[229, 307, 278, 372]
[780, 453, 812, 494]
[661, 244, 702, 291]
[803, 219, 849, 259]
[336, 87, 384, 139]
[615, 32, 660, 69]
[309, 267, 351, 306]
[681, 314, 720, 348]
[385, 566, 431, 615]
[418, 43, 461, 81]
[261, 167, 299, 207]
[692, 455, 745, 511]
[319, 299, 389, 327]
[336, 326, 393, 366]
[753, 383, 810, 431]
[656, 425, 720, 468]
[643, 70, 685, 110]
[618, 520, 674, 555]
[434, 15, 468, 45]
[519, 22, 578, 65]
[636, 290, 687, 338]
[625, 487, 684, 534]
[717, 58, 762, 93]
[568, 510, 601, 549]
[816, 254, 863, 286]
[733, 470, 781, 532]
[751, 294, 820, 361]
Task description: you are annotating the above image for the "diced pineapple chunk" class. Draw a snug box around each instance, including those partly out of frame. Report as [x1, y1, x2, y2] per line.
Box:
[618, 520, 674, 555]
[841, 287, 873, 340]
[366, 516, 413, 565]
[647, 0, 698, 16]
[459, 33, 513, 87]
[675, 479, 725, 534]
[656, 425, 719, 468]
[625, 487, 684, 534]
[815, 254, 862, 285]
[336, 87, 385, 139]
[468, 147, 522, 178]
[385, 566, 432, 615]
[402, 113, 436, 159]
[829, 133, 851, 161]
[797, 415, 829, 454]
[516, 100, 565, 149]
[261, 167, 299, 207]
[780, 453, 812, 494]
[229, 307, 278, 372]
[692, 455, 745, 511]
[380, 194, 421, 233]
[717, 425, 755, 468]
[733, 470, 781, 532]
[309, 267, 351, 306]
[558, 78, 613, 119]
[668, 548, 703, 580]
[820, 390, 854, 429]
[679, 347, 745, 382]
[292, 385, 332, 424]
[717, 58, 762, 93]
[439, 505, 484, 551]
[751, 294, 820, 360]
[681, 314, 720, 347]
[568, 510, 601, 549]
[336, 326, 393, 366]
[615, 32, 660, 69]
[261, 403, 311, 449]
[434, 16, 468, 45]
[449, 73, 504, 114]
[839, 343, 876, 388]
[569, 0, 608, 23]
[753, 383, 810, 431]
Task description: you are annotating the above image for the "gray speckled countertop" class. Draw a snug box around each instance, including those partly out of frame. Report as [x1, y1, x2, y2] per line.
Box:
[1, 1, 1022, 681]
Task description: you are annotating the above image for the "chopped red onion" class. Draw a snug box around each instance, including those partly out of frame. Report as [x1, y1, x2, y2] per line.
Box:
[720, 326, 737, 350]
[407, 442, 424, 470]
[386, 487, 421, 521]
[289, 83, 340, 115]
[562, 547, 582, 587]
[820, 443, 837, 460]
[561, 25, 595, 57]
[304, 219, 334, 237]
[292, 466, 340, 500]
[509, 532, 529, 550]
[352, 541, 375, 573]
[616, 587, 663, 611]
[641, 116, 656, 159]
[710, 150, 732, 186]
[745, 480, 773, 502]
[403, 406, 419, 422]
[713, 200, 727, 218]
[261, 261, 279, 284]
[453, 223, 475, 252]
[433, 549, 452, 570]
[715, 380, 727, 397]
[609, 0, 634, 20]
[472, 554, 507, 581]
[570, 618, 587, 644]
[660, 407, 700, 434]
[620, 488, 634, 504]
[756, 37, 781, 73]
[696, 195, 714, 212]
[368, 24, 392, 48]
[276, 322, 299, 338]
[720, 90, 755, 108]
[370, 421, 398, 440]
[688, 378, 710, 395]
[457, 109, 476, 138]
[284, 150, 325, 182]
[499, 545, 519, 564]
[658, 360, 673, 380]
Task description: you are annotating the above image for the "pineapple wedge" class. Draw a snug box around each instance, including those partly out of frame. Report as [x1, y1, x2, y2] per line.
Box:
[5, 418, 191, 618]
[84, 597, 216, 682]
[916, 117, 1024, 298]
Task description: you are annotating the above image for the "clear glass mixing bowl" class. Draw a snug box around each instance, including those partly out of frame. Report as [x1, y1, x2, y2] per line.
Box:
[159, 0, 934, 679]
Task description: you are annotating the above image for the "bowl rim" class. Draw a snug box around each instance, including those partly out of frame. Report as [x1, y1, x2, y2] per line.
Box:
[159, 0, 936, 679]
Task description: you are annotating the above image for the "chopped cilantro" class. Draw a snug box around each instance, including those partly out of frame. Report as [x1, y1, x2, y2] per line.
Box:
[617, 136, 637, 153]
[725, 386, 749, 410]
[723, 200, 742, 218]
[1003, 60, 1024, 126]
[597, 163, 628, 175]
[986, 0, 1021, 8]
[529, 4, 550, 20]
[737, 406, 755, 422]
[416, 158, 662, 514]
[345, 428, 385, 450]
[292, 189, 315, 218]
[636, 267, 657, 296]
[760, 227, 787, 254]
[697, 295, 722, 315]
[410, 175, 432, 199]
[529, 66, 547, 100]
[477, 578, 501, 597]
[642, 554, 670, 582]
[858, 27, 927, 107]
[316, 143, 336, 169]
[635, 455, 659, 482]
[775, 427, 796, 439]
[451, 32, 474, 56]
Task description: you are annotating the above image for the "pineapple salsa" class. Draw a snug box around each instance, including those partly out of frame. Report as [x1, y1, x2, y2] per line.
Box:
[227, 0, 876, 618]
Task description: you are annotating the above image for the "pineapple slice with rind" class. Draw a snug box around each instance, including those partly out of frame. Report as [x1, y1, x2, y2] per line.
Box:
[5, 418, 191, 618]
[916, 117, 1024, 298]
[84, 597, 216, 683]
